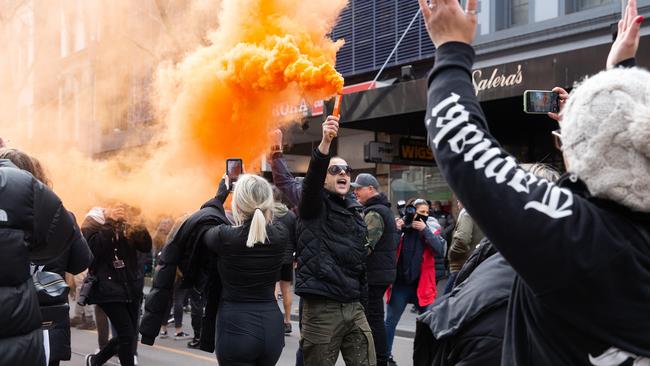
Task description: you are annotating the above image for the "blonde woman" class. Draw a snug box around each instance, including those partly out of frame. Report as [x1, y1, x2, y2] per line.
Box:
[203, 174, 289, 366]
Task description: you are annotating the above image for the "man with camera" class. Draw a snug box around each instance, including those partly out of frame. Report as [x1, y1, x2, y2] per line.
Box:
[296, 115, 375, 366]
[352, 174, 399, 366]
[386, 199, 446, 366]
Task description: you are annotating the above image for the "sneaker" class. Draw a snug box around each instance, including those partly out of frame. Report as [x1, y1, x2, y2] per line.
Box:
[284, 322, 292, 335]
[84, 354, 95, 366]
[187, 337, 200, 349]
[174, 331, 192, 340]
[70, 316, 83, 327]
[388, 355, 398, 366]
[159, 330, 168, 339]
[77, 321, 97, 330]
[134, 355, 138, 365]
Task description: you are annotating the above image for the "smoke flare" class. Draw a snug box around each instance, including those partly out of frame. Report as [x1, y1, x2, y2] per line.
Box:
[2, 0, 347, 223]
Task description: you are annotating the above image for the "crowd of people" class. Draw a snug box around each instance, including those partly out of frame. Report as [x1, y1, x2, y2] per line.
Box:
[0, 0, 648, 365]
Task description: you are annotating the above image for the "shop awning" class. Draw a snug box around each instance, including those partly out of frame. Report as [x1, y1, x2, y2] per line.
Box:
[336, 35, 650, 136]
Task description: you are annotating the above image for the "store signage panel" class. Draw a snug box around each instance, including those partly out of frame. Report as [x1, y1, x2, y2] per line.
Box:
[364, 142, 395, 163]
[398, 138, 434, 163]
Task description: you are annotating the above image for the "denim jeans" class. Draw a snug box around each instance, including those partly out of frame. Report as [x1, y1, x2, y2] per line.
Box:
[384, 282, 430, 356]
[444, 271, 459, 295]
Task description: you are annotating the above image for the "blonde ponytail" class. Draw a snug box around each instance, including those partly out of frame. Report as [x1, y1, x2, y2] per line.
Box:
[248, 208, 268, 247]
[231, 174, 274, 247]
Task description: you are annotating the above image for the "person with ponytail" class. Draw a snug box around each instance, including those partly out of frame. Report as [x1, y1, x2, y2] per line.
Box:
[202, 173, 290, 366]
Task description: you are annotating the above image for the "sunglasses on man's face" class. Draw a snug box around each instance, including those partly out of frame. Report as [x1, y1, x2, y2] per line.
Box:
[327, 165, 352, 176]
[552, 130, 562, 150]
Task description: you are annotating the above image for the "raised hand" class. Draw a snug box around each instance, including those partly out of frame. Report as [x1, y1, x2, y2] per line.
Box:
[318, 115, 339, 155]
[548, 87, 570, 122]
[607, 0, 644, 68]
[270, 129, 283, 147]
[418, 0, 478, 48]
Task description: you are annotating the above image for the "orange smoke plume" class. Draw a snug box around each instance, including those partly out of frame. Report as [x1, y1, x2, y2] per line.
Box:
[161, 0, 347, 175]
[32, 0, 348, 223]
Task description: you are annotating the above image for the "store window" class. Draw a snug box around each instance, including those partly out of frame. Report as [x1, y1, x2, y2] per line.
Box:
[477, 0, 492, 35]
[389, 165, 452, 214]
[495, 0, 530, 30]
[565, 0, 613, 14]
[511, 0, 529, 26]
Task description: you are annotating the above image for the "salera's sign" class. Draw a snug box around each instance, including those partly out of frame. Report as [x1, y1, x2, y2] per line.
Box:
[399, 138, 434, 163]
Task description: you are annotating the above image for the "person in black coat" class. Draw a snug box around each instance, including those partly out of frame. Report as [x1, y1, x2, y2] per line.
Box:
[140, 184, 230, 352]
[82, 204, 152, 366]
[352, 173, 399, 366]
[295, 115, 375, 366]
[0, 149, 86, 366]
[203, 174, 289, 365]
[272, 186, 297, 335]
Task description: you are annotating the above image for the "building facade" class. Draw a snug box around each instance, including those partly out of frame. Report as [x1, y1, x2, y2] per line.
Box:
[311, 0, 650, 210]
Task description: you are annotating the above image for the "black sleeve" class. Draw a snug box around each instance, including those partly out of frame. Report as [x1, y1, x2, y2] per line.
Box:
[64, 218, 93, 275]
[203, 225, 226, 255]
[298, 148, 331, 220]
[140, 227, 184, 345]
[424, 42, 615, 295]
[615, 57, 636, 68]
[30, 180, 76, 264]
[129, 225, 153, 253]
[215, 178, 230, 204]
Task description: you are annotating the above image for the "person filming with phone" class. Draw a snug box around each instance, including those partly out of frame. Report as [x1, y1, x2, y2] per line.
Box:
[385, 199, 446, 366]
[418, 0, 649, 364]
[81, 203, 152, 366]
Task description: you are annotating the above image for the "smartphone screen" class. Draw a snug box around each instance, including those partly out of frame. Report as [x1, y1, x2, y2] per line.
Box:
[226, 159, 243, 185]
[524, 90, 560, 114]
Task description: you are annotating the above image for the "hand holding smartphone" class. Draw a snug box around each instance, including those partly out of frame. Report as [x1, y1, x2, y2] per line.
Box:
[226, 158, 243, 191]
[523, 90, 560, 114]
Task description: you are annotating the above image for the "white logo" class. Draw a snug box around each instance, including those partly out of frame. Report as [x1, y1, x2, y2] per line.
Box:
[590, 347, 650, 366]
[0, 209, 7, 222]
[428, 93, 574, 219]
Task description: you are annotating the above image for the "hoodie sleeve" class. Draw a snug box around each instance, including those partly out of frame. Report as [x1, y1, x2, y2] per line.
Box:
[424, 42, 624, 295]
[271, 154, 303, 207]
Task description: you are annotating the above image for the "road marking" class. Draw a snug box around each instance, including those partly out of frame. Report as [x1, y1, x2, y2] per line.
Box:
[79, 330, 216, 363]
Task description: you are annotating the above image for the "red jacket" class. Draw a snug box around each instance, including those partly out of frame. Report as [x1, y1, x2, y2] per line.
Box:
[386, 234, 438, 307]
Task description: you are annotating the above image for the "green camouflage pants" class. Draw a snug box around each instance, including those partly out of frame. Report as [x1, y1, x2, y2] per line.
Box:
[301, 298, 376, 366]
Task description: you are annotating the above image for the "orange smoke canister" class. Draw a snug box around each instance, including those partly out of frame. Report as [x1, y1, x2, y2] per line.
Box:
[330, 94, 343, 138]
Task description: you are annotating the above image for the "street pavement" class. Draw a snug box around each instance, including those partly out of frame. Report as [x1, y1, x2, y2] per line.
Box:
[64, 296, 420, 365]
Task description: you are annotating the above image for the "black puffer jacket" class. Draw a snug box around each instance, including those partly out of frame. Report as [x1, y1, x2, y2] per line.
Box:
[295, 149, 368, 303]
[415, 249, 514, 366]
[140, 196, 229, 352]
[82, 215, 152, 304]
[363, 194, 399, 286]
[0, 160, 82, 366]
[274, 203, 297, 265]
[40, 217, 92, 364]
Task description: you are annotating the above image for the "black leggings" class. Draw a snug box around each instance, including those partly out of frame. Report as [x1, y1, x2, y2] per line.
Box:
[93, 301, 139, 366]
[216, 301, 284, 366]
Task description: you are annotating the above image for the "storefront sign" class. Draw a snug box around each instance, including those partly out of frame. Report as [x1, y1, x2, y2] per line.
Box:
[472, 64, 523, 96]
[398, 138, 434, 163]
[364, 141, 395, 163]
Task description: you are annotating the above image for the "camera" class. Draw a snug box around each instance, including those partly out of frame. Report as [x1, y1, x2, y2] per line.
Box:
[77, 273, 97, 307]
[402, 205, 417, 229]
